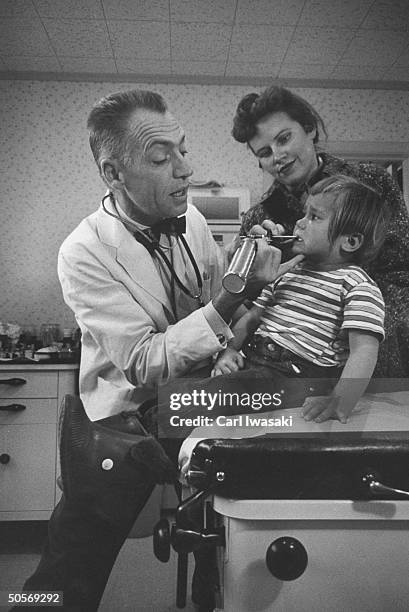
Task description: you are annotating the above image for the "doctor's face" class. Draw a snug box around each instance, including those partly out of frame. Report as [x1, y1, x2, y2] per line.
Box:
[118, 110, 193, 225]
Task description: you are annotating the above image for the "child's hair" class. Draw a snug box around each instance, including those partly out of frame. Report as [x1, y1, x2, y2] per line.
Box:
[309, 174, 389, 264]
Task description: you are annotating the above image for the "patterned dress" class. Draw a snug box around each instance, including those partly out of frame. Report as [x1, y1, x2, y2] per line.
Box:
[241, 152, 409, 377]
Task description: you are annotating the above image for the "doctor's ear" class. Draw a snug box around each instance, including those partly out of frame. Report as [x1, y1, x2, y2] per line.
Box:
[341, 233, 363, 253]
[100, 159, 123, 188]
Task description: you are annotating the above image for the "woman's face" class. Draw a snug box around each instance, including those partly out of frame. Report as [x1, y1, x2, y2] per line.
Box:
[248, 112, 318, 191]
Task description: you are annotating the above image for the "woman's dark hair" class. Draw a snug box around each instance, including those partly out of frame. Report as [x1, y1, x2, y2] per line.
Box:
[232, 85, 327, 145]
[87, 89, 167, 168]
[310, 175, 388, 264]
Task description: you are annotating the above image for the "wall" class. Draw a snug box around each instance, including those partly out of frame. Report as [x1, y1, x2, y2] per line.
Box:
[1, 80, 409, 332]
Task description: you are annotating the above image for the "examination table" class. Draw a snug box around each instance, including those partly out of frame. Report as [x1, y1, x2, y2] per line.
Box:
[154, 389, 409, 611]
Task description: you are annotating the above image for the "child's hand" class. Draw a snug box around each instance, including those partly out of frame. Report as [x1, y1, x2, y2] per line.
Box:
[301, 394, 351, 424]
[211, 347, 244, 377]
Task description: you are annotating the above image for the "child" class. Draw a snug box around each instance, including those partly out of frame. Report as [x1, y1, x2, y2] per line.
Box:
[212, 175, 387, 423]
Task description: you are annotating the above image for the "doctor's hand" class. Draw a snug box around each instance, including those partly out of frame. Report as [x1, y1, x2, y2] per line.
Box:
[245, 236, 304, 299]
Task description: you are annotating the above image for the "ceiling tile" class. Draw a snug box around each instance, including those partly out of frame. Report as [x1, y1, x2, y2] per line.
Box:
[171, 0, 236, 23]
[109, 20, 170, 59]
[43, 18, 112, 57]
[331, 64, 388, 80]
[298, 0, 373, 28]
[171, 23, 231, 61]
[285, 27, 355, 64]
[225, 61, 280, 77]
[33, 0, 105, 20]
[172, 61, 226, 75]
[362, 0, 409, 30]
[3, 55, 61, 71]
[0, 0, 38, 18]
[116, 58, 171, 74]
[236, 0, 305, 25]
[59, 56, 117, 72]
[379, 65, 409, 81]
[102, 0, 169, 21]
[341, 30, 408, 65]
[229, 25, 294, 62]
[279, 62, 336, 79]
[395, 45, 409, 66]
[0, 18, 54, 55]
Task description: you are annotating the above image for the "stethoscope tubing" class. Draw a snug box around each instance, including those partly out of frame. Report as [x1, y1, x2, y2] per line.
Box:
[101, 193, 203, 304]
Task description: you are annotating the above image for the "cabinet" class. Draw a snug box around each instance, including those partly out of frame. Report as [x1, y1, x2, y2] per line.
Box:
[0, 364, 78, 520]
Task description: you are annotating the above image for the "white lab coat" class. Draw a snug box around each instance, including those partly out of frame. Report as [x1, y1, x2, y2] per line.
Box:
[58, 201, 228, 420]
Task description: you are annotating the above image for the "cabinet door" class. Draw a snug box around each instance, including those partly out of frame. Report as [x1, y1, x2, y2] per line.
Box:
[0, 424, 56, 513]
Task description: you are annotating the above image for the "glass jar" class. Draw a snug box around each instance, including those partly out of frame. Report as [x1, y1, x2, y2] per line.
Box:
[40, 323, 61, 347]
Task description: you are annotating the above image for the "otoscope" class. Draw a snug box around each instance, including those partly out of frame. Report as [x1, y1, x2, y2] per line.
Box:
[222, 233, 297, 294]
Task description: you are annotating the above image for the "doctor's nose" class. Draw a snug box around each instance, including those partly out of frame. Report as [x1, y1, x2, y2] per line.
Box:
[173, 156, 193, 179]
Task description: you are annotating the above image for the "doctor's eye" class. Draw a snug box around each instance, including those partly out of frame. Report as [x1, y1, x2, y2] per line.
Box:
[152, 154, 171, 166]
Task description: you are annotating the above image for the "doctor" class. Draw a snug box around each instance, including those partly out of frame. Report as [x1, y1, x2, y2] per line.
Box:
[19, 89, 301, 611]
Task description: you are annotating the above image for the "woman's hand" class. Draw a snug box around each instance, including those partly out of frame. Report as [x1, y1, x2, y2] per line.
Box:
[225, 220, 285, 263]
[211, 346, 245, 377]
[249, 219, 286, 237]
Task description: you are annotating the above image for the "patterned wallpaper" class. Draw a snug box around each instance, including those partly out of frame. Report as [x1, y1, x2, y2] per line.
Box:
[1, 79, 409, 333]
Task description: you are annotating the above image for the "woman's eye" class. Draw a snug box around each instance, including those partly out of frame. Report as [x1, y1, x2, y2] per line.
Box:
[277, 132, 291, 146]
[180, 150, 188, 157]
[258, 147, 273, 159]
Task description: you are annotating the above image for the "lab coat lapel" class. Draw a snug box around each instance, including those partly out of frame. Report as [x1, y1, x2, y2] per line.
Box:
[96, 205, 174, 317]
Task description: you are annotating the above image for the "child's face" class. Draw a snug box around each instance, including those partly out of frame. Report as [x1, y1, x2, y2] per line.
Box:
[292, 193, 344, 267]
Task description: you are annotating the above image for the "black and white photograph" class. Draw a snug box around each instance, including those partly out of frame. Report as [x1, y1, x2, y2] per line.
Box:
[1, 1, 409, 611]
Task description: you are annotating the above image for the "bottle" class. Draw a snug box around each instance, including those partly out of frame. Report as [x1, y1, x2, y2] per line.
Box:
[62, 328, 73, 350]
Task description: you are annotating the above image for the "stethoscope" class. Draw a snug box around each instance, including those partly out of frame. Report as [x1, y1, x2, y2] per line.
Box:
[101, 193, 204, 307]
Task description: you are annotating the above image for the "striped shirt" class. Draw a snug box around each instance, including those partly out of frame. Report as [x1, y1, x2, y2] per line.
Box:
[254, 266, 385, 367]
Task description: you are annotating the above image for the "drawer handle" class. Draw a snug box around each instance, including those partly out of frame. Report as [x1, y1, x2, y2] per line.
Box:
[0, 378, 27, 386]
[0, 453, 10, 464]
[0, 403, 26, 412]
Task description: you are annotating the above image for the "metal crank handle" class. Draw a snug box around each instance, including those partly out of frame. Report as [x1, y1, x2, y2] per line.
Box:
[362, 472, 409, 499]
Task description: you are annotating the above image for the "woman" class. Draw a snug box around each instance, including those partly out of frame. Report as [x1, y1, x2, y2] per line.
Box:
[232, 85, 409, 378]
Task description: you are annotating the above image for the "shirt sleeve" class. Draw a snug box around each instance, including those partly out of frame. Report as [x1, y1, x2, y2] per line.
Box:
[254, 283, 275, 309]
[202, 301, 234, 348]
[342, 281, 385, 341]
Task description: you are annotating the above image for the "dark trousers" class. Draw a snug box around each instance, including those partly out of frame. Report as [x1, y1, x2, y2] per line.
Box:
[20, 491, 153, 612]
[14, 397, 175, 612]
[156, 338, 342, 439]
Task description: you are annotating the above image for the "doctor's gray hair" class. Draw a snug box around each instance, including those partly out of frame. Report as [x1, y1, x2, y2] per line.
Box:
[87, 89, 167, 168]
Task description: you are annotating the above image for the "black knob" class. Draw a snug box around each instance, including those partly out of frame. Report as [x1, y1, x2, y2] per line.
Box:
[0, 453, 10, 465]
[266, 536, 308, 581]
[153, 518, 171, 562]
[172, 528, 202, 553]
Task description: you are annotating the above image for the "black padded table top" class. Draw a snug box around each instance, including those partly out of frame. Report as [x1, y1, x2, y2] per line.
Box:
[182, 391, 409, 500]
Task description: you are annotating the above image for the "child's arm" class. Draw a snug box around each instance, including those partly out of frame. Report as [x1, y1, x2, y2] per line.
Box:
[211, 306, 262, 377]
[302, 330, 379, 423]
